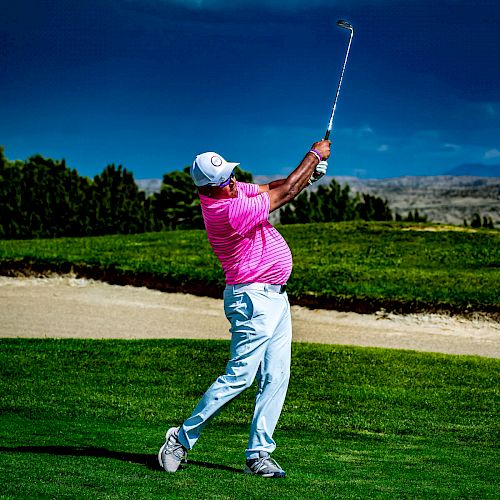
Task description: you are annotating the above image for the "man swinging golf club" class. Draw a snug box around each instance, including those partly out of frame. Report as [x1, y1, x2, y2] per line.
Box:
[158, 18, 352, 477]
[158, 139, 330, 478]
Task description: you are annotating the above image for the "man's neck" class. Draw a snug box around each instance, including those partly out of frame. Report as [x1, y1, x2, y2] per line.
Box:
[199, 184, 238, 199]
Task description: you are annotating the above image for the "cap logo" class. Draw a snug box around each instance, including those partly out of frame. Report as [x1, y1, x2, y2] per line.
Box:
[211, 156, 223, 167]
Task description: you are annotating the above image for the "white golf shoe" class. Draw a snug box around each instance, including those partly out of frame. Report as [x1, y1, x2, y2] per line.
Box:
[158, 427, 188, 473]
[244, 451, 286, 478]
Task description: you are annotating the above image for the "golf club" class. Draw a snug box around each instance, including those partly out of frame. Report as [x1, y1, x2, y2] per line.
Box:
[324, 19, 354, 140]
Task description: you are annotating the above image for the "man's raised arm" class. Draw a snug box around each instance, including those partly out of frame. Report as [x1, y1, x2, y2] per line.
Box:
[259, 140, 331, 212]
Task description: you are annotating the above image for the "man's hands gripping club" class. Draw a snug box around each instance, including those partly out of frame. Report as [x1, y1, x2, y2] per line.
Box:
[307, 140, 330, 185]
[263, 139, 331, 212]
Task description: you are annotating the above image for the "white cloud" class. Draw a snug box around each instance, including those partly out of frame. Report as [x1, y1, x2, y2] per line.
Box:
[443, 143, 461, 152]
[484, 148, 500, 160]
[377, 144, 388, 152]
[359, 125, 374, 137]
[336, 125, 375, 139]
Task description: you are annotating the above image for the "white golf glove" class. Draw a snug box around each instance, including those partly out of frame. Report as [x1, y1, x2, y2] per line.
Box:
[308, 160, 328, 185]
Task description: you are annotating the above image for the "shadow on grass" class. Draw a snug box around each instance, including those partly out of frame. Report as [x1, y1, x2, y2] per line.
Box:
[0, 445, 242, 474]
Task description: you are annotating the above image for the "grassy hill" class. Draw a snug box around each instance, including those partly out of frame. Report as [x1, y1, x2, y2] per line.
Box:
[1, 222, 499, 315]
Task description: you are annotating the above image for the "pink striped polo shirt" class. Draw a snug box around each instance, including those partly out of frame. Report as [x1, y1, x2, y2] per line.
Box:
[199, 182, 292, 285]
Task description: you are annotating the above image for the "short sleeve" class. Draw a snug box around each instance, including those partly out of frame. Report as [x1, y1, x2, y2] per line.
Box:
[229, 192, 270, 236]
[236, 182, 260, 198]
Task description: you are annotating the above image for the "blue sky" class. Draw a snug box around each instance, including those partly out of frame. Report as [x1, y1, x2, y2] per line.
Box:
[1, 0, 499, 179]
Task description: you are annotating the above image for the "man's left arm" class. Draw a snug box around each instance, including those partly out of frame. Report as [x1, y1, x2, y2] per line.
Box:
[258, 162, 328, 193]
[258, 179, 286, 193]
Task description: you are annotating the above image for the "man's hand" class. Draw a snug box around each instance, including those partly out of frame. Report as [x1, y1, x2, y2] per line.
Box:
[311, 140, 331, 161]
[308, 160, 328, 185]
[267, 138, 331, 212]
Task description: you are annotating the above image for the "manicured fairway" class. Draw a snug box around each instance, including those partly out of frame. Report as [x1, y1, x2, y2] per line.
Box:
[0, 339, 498, 499]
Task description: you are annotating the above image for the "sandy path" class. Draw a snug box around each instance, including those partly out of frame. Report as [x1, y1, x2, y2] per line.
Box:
[1, 275, 499, 359]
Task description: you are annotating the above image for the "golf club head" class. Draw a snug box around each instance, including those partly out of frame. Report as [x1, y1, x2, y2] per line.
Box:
[336, 19, 353, 32]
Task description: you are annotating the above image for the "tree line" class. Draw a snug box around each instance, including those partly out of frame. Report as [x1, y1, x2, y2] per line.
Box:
[0, 148, 253, 239]
[465, 213, 495, 229]
[280, 181, 393, 224]
[1, 147, 404, 239]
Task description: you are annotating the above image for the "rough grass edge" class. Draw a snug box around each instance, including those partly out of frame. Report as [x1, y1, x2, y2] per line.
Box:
[1, 258, 499, 321]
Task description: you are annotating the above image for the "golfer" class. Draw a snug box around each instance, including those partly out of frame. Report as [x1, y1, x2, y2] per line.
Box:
[158, 139, 331, 478]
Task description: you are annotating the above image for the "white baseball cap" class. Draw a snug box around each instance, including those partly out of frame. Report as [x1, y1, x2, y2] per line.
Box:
[190, 152, 240, 187]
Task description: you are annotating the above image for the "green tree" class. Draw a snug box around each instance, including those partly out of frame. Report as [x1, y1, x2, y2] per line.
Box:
[0, 147, 23, 238]
[91, 164, 148, 235]
[483, 216, 494, 229]
[470, 213, 482, 228]
[234, 166, 253, 183]
[0, 150, 97, 239]
[17, 155, 70, 237]
[356, 193, 393, 221]
[151, 168, 203, 230]
[279, 203, 297, 224]
[279, 179, 391, 224]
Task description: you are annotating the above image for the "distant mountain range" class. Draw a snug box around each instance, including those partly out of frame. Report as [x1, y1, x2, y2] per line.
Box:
[136, 178, 163, 197]
[324, 175, 500, 227]
[444, 163, 500, 177]
[137, 174, 500, 227]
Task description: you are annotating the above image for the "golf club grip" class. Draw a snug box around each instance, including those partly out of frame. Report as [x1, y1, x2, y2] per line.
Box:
[324, 130, 331, 141]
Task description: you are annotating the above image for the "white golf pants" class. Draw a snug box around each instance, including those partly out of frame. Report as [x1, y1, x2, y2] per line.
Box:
[178, 283, 292, 459]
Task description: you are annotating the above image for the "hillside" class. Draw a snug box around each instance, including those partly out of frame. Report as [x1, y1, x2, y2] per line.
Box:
[137, 175, 500, 227]
[444, 163, 500, 177]
[257, 175, 500, 226]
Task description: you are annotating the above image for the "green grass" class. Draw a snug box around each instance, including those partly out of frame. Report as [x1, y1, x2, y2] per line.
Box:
[0, 339, 498, 499]
[0, 221, 499, 313]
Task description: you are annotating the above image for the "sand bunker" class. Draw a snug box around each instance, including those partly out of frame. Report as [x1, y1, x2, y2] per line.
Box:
[1, 275, 498, 358]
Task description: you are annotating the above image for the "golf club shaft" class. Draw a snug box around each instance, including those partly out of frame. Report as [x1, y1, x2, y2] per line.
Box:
[324, 28, 353, 140]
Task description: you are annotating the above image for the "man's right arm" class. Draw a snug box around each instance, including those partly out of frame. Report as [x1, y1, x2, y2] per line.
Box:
[263, 140, 330, 212]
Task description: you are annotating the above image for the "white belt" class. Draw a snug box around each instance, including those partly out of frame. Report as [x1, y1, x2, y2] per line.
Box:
[226, 283, 287, 294]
